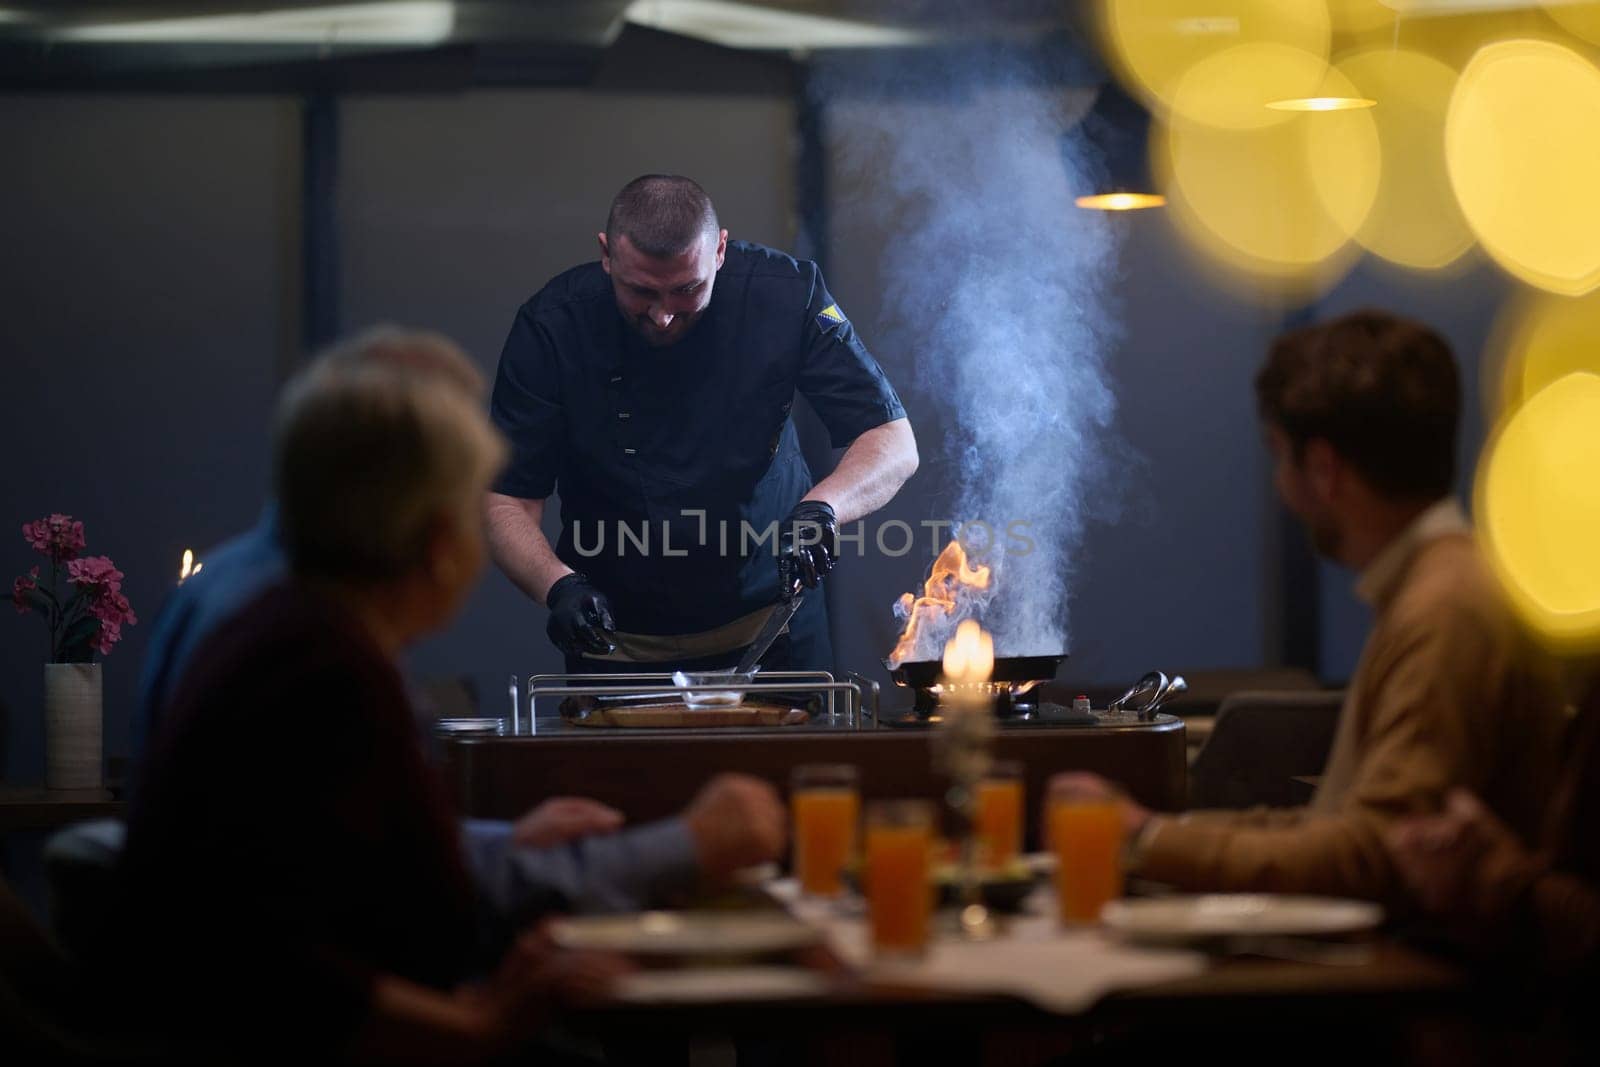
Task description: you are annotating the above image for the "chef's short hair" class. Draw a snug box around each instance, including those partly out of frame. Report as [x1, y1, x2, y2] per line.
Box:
[1256, 309, 1459, 501]
[606, 174, 719, 258]
[274, 329, 506, 584]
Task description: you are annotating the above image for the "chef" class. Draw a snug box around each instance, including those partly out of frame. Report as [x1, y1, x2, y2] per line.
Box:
[486, 174, 918, 672]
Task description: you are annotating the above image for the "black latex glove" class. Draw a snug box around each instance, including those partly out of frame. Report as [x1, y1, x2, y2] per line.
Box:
[777, 500, 839, 597]
[544, 572, 617, 656]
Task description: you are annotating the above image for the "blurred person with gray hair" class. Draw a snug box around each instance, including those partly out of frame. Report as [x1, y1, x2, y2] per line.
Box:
[111, 329, 782, 953]
[103, 347, 627, 1061]
[131, 325, 483, 761]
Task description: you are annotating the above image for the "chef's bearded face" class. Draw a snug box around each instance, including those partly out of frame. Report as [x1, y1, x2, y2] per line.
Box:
[600, 229, 728, 348]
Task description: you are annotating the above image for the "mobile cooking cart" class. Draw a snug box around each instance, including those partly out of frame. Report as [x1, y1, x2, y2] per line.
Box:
[439, 668, 1187, 846]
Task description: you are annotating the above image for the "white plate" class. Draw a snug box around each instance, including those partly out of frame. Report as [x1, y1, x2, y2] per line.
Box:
[1101, 895, 1382, 943]
[1022, 851, 1057, 876]
[616, 966, 830, 1003]
[433, 717, 506, 736]
[547, 911, 822, 957]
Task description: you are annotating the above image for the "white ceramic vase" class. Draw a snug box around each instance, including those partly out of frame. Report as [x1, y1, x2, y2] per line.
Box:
[44, 662, 103, 790]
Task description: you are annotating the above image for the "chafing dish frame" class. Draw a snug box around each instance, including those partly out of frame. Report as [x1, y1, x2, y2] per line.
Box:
[524, 670, 876, 732]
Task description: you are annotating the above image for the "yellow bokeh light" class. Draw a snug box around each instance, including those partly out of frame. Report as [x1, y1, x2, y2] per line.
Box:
[1156, 47, 1379, 289]
[1162, 39, 1337, 131]
[1544, 1, 1600, 47]
[1392, 10, 1558, 70]
[1074, 192, 1167, 211]
[1265, 96, 1377, 111]
[1324, 48, 1473, 271]
[1327, 0, 1396, 36]
[1487, 289, 1600, 418]
[1099, 0, 1331, 125]
[1478, 371, 1600, 649]
[1447, 39, 1600, 295]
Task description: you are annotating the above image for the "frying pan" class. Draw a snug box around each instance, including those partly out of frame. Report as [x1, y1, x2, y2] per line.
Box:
[884, 653, 1068, 689]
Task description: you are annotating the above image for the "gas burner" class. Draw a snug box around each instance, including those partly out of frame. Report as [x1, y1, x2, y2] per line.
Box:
[886, 653, 1069, 721]
[884, 698, 1100, 728]
[912, 679, 1043, 718]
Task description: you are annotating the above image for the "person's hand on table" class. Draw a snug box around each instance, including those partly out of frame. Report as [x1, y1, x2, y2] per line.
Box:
[1045, 771, 1152, 837]
[545, 572, 617, 656]
[683, 773, 787, 884]
[776, 500, 838, 595]
[1386, 788, 1531, 918]
[457, 926, 632, 1051]
[511, 797, 625, 849]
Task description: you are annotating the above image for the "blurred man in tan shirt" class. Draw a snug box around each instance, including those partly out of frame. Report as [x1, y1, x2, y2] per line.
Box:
[1054, 310, 1566, 905]
[1385, 663, 1599, 972]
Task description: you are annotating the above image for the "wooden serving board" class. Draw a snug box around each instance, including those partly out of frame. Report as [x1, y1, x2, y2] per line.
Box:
[564, 701, 810, 729]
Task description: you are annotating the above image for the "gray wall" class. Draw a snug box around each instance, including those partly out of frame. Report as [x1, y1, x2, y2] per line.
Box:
[1, 96, 296, 783]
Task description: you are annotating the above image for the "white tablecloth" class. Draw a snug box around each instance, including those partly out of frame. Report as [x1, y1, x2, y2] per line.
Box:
[772, 878, 1207, 1014]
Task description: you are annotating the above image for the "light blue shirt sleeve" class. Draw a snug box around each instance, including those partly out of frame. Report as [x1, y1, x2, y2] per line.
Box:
[132, 508, 286, 772]
[459, 816, 701, 921]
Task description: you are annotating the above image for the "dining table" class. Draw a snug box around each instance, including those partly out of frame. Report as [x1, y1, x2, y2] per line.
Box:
[551, 879, 1473, 1067]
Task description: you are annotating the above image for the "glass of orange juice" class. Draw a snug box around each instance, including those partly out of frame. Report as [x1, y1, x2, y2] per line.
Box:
[975, 760, 1024, 870]
[1047, 787, 1126, 925]
[864, 799, 935, 958]
[791, 764, 860, 897]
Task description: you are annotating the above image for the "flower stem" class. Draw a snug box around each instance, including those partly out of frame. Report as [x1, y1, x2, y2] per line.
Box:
[48, 559, 61, 662]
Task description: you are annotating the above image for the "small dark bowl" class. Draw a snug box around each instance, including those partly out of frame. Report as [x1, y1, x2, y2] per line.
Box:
[845, 861, 1039, 914]
[931, 863, 1039, 913]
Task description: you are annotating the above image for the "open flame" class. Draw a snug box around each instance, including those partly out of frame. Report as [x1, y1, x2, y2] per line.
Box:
[887, 539, 993, 667]
[178, 548, 203, 585]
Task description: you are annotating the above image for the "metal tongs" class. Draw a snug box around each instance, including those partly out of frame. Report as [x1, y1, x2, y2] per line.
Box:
[666, 581, 804, 705]
[731, 578, 805, 677]
[1108, 670, 1189, 721]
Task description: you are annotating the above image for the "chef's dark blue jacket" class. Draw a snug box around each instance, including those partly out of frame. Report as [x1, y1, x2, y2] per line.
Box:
[489, 241, 905, 662]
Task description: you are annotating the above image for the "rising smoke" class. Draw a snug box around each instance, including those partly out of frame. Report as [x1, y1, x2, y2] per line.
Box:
[817, 23, 1132, 660]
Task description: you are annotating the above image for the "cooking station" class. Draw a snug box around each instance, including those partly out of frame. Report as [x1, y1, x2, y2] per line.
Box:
[439, 663, 1188, 846]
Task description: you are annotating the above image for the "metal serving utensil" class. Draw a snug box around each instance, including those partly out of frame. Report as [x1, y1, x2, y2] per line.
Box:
[1107, 671, 1188, 721]
[1142, 674, 1188, 720]
[1109, 671, 1167, 715]
[731, 582, 805, 677]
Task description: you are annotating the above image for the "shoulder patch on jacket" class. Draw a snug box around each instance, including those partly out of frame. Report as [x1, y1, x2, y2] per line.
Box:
[815, 303, 848, 332]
